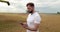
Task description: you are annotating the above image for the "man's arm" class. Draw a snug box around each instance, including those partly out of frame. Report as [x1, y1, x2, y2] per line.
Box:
[20, 22, 40, 31]
[25, 23, 40, 31]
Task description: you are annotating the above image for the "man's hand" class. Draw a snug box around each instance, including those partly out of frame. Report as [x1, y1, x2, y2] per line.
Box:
[20, 22, 28, 29]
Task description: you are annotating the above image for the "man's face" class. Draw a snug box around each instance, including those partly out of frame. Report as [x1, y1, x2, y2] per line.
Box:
[27, 5, 34, 13]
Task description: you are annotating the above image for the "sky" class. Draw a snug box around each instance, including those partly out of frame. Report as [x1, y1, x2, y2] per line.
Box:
[0, 0, 60, 13]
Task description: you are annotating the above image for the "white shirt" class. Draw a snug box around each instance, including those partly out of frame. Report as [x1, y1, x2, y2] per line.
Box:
[27, 12, 41, 32]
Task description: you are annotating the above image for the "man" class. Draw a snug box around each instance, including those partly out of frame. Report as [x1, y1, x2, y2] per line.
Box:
[20, 2, 41, 32]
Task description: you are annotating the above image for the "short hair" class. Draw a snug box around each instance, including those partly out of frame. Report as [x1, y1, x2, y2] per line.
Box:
[26, 2, 34, 7]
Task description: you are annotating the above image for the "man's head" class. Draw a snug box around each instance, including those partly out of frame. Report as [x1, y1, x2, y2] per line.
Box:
[26, 2, 34, 13]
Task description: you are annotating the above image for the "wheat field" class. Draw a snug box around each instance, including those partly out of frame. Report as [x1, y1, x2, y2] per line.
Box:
[0, 13, 60, 32]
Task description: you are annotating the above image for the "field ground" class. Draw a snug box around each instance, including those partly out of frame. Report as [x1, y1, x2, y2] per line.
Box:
[0, 13, 60, 32]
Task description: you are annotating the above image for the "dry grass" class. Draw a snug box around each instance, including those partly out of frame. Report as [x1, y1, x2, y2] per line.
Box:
[0, 13, 60, 32]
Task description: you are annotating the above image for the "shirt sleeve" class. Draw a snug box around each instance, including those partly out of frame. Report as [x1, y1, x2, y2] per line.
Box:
[34, 15, 41, 24]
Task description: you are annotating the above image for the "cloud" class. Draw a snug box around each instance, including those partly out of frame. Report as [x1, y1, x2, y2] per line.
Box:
[34, 0, 60, 13]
